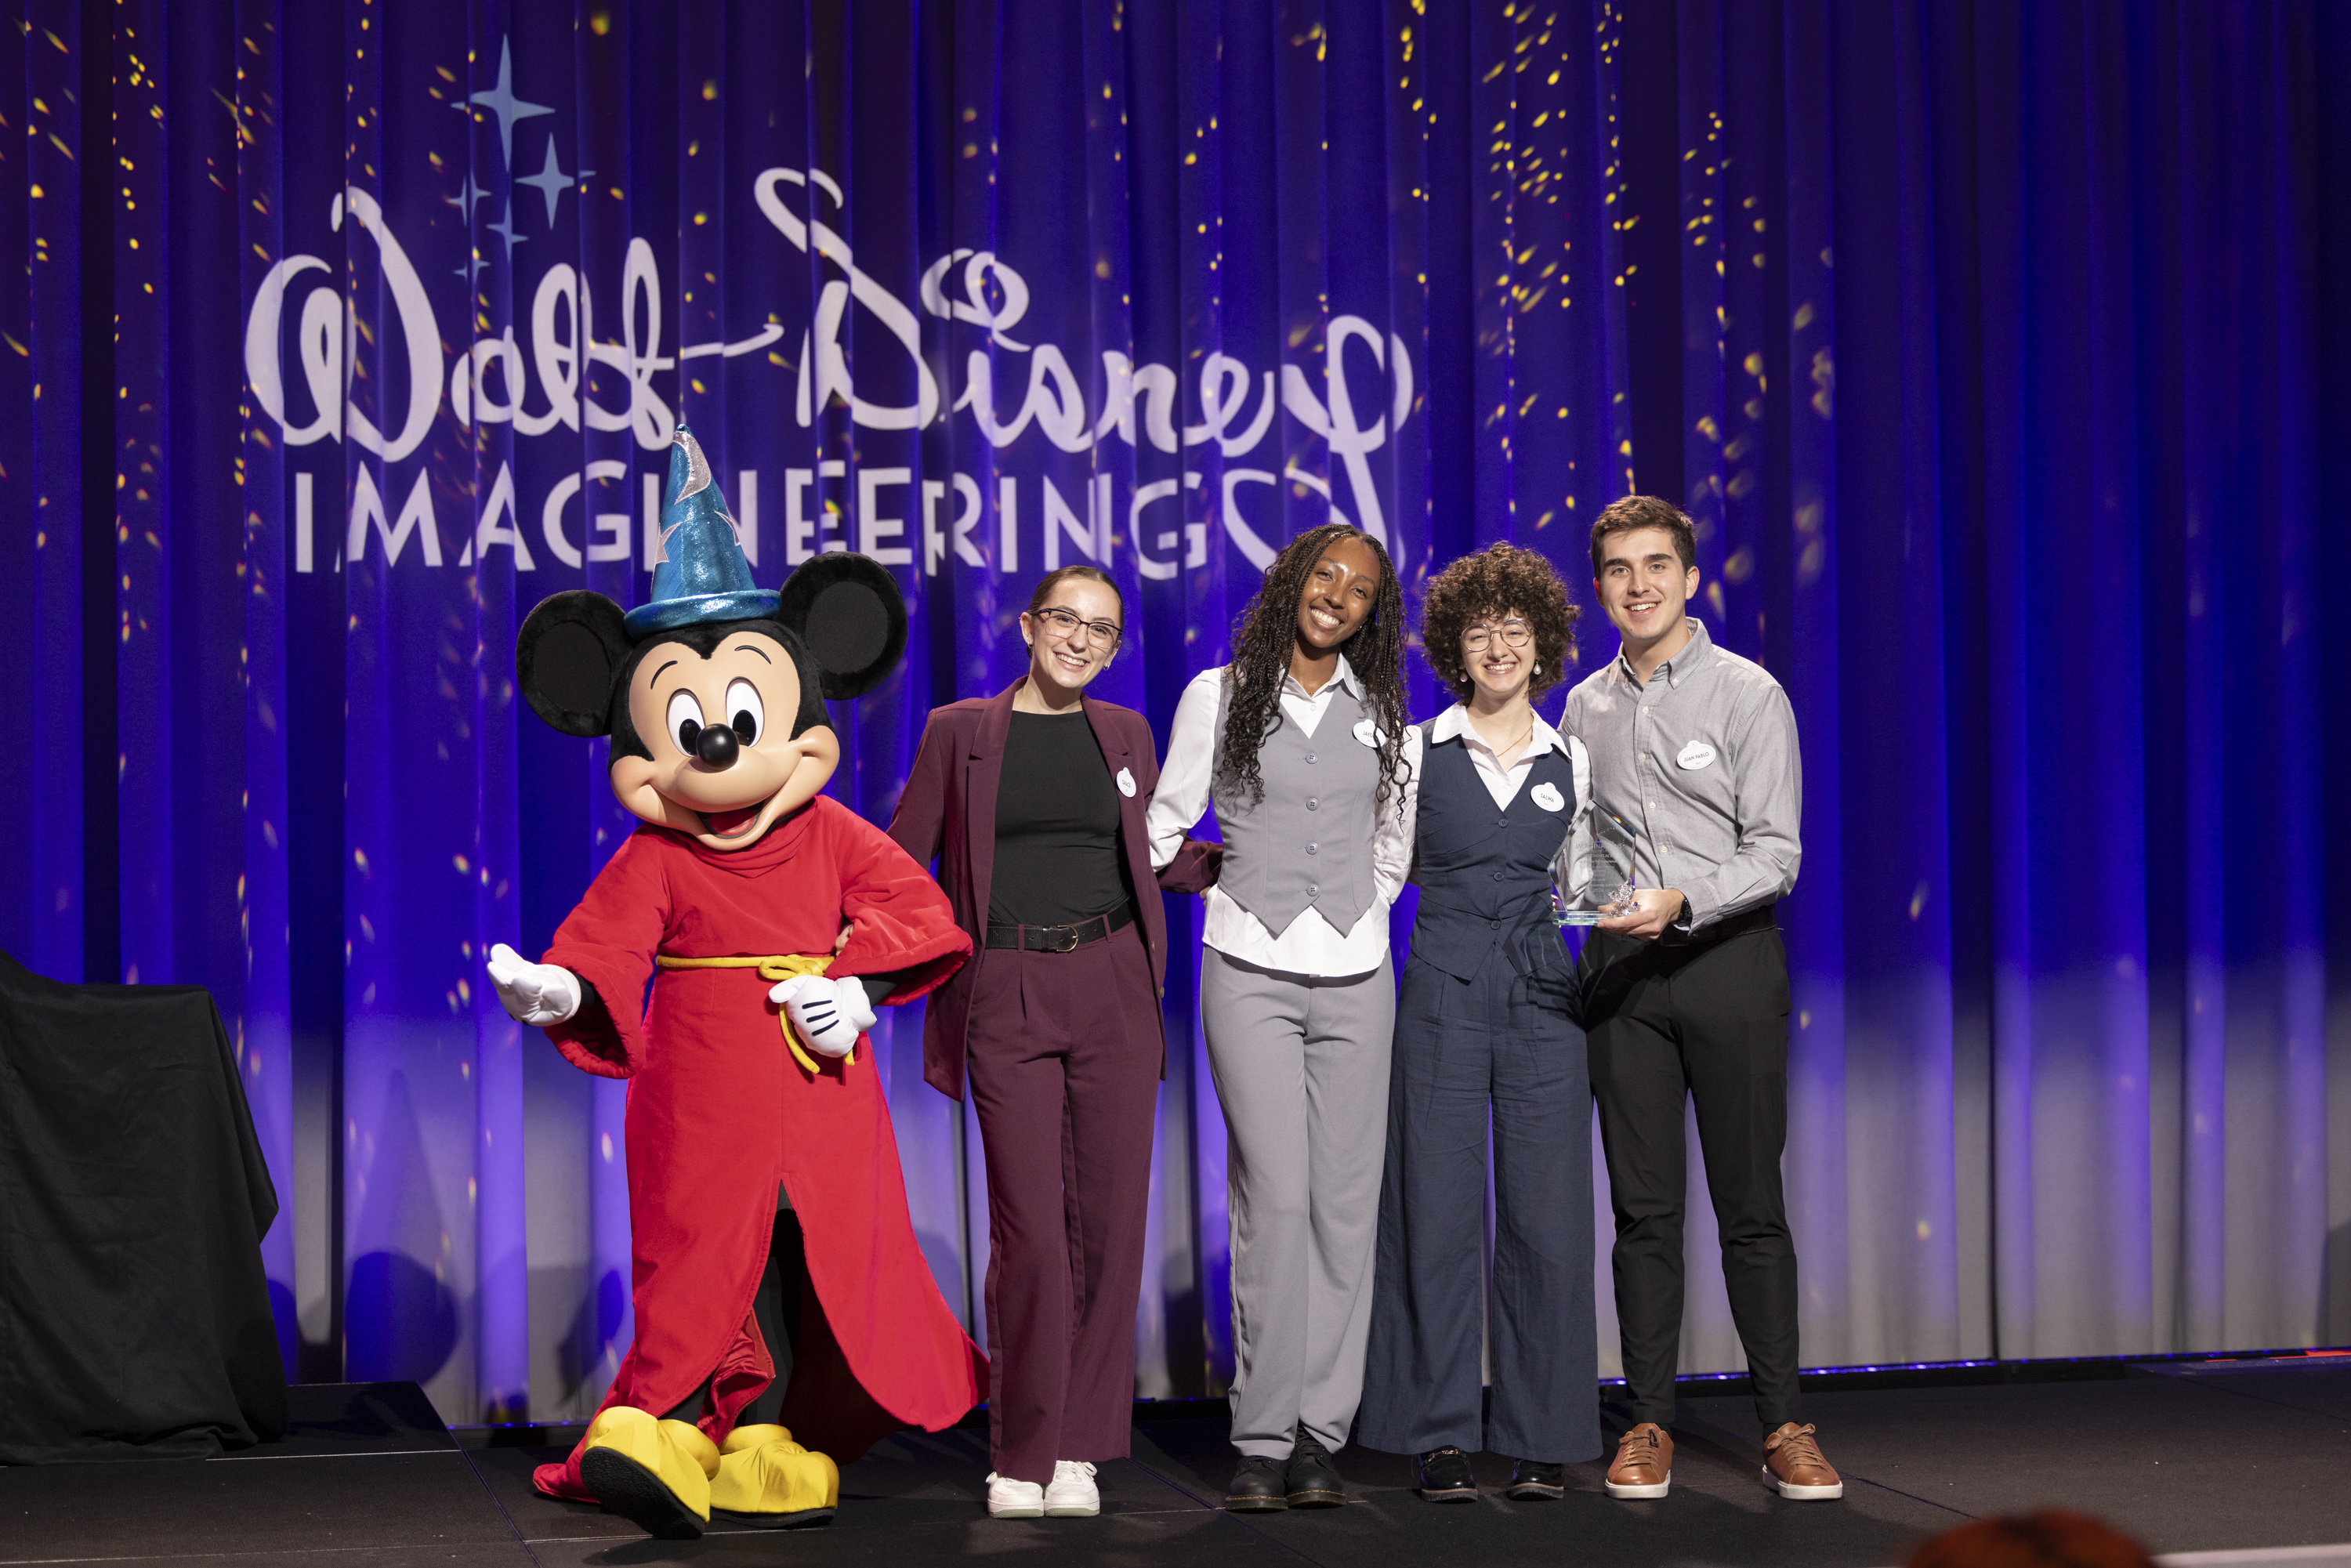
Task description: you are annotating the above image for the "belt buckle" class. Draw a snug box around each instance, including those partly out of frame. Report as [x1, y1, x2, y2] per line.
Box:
[1048, 923, 1081, 954]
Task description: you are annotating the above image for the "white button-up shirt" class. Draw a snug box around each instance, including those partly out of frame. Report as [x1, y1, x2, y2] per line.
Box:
[1423, 701, 1588, 812]
[1148, 657, 1415, 977]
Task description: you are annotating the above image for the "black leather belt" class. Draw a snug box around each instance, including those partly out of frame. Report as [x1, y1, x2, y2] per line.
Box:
[985, 904, 1135, 954]
[1681, 900, 1778, 944]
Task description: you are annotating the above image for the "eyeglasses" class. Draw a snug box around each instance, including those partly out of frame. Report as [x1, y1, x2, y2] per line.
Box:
[1462, 621, 1532, 652]
[1033, 606, 1123, 645]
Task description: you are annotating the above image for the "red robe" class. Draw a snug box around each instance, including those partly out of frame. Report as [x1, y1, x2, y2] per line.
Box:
[528, 797, 982, 1504]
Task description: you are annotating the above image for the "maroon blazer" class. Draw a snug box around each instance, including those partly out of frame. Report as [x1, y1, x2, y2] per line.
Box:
[888, 681, 1216, 1101]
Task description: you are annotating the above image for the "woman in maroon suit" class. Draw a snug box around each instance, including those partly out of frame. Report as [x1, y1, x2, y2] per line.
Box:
[888, 566, 1204, 1519]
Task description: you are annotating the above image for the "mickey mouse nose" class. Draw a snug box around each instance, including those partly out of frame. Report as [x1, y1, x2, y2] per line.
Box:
[695, 722, 739, 770]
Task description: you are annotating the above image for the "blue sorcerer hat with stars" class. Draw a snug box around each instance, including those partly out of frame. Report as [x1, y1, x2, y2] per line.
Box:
[621, 426, 780, 639]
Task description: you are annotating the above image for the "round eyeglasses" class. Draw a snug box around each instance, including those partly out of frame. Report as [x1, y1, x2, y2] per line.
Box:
[1462, 622, 1532, 652]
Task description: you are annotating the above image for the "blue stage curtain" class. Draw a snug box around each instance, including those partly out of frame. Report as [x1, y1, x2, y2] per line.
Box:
[1612, 0, 2350, 1375]
[0, 3, 93, 989]
[2, 1, 2343, 1425]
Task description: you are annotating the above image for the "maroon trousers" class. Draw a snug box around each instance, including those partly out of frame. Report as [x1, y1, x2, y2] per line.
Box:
[963, 918, 1161, 1484]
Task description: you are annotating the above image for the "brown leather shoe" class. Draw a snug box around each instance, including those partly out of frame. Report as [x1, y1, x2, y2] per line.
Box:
[1603, 1422, 1672, 1499]
[1762, 1422, 1843, 1499]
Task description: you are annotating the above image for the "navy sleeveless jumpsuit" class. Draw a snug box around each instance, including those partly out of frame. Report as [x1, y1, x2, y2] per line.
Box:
[1357, 718, 1600, 1463]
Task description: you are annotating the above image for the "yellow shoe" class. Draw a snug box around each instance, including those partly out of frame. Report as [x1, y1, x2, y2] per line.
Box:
[710, 1422, 840, 1529]
[578, 1407, 719, 1540]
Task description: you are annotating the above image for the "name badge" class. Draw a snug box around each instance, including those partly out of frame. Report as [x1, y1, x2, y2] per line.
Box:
[1115, 766, 1137, 798]
[1353, 719, 1384, 748]
[1530, 781, 1566, 813]
[1676, 741, 1719, 771]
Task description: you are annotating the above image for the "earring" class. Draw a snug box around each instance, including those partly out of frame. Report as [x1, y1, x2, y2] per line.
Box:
[1533, 663, 1541, 675]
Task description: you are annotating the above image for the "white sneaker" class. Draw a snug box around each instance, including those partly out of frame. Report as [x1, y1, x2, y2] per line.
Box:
[1043, 1459, 1099, 1517]
[985, 1472, 1045, 1518]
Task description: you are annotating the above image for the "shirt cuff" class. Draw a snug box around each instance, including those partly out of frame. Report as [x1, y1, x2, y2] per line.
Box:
[1675, 880, 1719, 931]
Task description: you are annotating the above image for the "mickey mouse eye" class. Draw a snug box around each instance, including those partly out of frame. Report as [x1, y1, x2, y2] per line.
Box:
[665, 690, 705, 755]
[725, 679, 764, 745]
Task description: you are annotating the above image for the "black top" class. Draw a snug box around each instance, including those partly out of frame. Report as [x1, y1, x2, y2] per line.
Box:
[989, 710, 1131, 927]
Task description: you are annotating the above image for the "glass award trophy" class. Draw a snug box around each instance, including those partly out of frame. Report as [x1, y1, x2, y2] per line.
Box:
[1550, 806, 1640, 926]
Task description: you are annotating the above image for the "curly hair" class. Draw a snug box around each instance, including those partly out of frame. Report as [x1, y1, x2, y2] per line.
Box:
[1215, 523, 1411, 816]
[1418, 542, 1580, 704]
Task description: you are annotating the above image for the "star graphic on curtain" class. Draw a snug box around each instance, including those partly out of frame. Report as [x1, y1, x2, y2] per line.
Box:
[516, 138, 574, 227]
[484, 201, 526, 256]
[442, 171, 493, 212]
[462, 38, 552, 168]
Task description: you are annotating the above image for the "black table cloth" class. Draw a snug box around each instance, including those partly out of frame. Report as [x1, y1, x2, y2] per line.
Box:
[1, 949, 288, 1462]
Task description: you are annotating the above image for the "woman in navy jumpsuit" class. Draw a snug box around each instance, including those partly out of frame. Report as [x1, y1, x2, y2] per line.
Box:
[1358, 543, 1600, 1500]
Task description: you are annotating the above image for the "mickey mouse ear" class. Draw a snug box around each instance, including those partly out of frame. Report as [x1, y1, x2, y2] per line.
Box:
[518, 591, 631, 737]
[777, 554, 908, 701]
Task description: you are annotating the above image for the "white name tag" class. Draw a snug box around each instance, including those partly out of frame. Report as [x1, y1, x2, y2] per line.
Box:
[1676, 741, 1719, 771]
[1530, 781, 1566, 813]
[1353, 719, 1384, 748]
[1115, 766, 1137, 798]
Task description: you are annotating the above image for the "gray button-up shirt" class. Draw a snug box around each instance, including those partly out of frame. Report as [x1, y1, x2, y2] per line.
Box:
[1559, 617, 1801, 931]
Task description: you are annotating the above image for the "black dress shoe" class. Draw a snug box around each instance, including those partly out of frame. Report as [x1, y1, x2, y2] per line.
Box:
[1414, 1446, 1477, 1502]
[1507, 1458, 1567, 1501]
[1225, 1455, 1288, 1512]
[1284, 1426, 1345, 1508]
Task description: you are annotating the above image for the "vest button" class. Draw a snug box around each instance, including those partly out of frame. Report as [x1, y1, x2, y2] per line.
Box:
[1308, 883, 1320, 896]
[1490, 920, 1500, 930]
[1492, 871, 1504, 882]
[1304, 753, 1317, 764]
[1306, 798, 1319, 810]
[1306, 843, 1319, 856]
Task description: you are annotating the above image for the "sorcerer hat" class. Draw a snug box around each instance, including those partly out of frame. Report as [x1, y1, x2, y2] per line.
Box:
[621, 425, 781, 639]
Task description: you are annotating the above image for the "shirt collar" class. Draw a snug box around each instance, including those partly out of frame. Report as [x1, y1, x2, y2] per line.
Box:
[1612, 617, 1716, 690]
[1431, 702, 1567, 759]
[1283, 652, 1361, 701]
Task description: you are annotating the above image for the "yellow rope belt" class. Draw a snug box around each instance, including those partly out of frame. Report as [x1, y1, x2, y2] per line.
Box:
[653, 953, 846, 1076]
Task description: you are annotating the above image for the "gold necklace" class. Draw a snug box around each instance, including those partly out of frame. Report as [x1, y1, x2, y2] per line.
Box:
[1469, 709, 1534, 762]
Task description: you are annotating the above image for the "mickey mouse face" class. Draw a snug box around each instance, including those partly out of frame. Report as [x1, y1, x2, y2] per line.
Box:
[515, 554, 909, 854]
[607, 628, 839, 849]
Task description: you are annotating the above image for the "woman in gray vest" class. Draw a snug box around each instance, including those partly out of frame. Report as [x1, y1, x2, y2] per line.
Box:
[1146, 523, 1414, 1512]
[1358, 542, 1601, 1501]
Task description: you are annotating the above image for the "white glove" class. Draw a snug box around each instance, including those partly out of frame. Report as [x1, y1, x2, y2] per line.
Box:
[767, 972, 875, 1059]
[486, 943, 581, 1027]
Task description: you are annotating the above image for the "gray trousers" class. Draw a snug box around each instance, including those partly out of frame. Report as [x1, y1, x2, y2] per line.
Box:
[1201, 947, 1395, 1458]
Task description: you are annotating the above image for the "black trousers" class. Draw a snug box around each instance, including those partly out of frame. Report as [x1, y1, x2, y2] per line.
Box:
[1580, 925, 1800, 1430]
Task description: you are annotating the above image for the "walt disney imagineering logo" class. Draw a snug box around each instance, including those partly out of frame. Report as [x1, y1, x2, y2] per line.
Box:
[241, 38, 1416, 581]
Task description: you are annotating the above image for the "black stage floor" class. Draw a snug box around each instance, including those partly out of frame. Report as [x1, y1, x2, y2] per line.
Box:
[5, 1360, 2349, 1566]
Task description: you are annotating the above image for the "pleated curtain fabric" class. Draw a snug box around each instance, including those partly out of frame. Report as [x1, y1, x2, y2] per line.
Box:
[0, 0, 2342, 1425]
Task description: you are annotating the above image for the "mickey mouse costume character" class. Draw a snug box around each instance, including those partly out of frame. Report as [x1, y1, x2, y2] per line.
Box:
[486, 429, 982, 1538]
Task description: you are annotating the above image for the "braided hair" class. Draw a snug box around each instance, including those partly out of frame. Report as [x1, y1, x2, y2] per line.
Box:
[1214, 523, 1411, 817]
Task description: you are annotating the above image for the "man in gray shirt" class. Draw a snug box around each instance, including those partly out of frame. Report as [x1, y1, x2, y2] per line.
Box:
[1560, 495, 1842, 1504]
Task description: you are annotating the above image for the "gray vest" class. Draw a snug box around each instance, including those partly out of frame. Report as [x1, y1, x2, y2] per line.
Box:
[1211, 672, 1380, 936]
